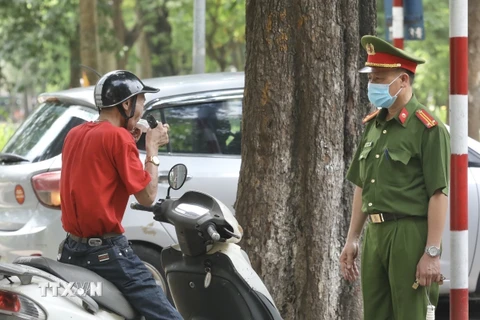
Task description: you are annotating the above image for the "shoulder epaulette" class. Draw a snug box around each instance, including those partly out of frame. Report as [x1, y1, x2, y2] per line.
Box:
[415, 109, 437, 128]
[362, 109, 380, 124]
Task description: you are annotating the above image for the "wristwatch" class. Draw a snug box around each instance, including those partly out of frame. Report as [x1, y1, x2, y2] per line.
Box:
[145, 155, 160, 166]
[425, 246, 441, 257]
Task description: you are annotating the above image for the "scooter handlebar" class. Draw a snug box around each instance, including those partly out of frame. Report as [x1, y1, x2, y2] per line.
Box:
[207, 224, 220, 241]
[131, 200, 220, 241]
[130, 203, 154, 212]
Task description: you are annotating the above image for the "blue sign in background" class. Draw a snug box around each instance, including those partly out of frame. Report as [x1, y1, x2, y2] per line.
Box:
[385, 0, 425, 41]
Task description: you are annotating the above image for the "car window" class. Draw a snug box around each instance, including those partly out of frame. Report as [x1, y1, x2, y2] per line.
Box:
[138, 99, 242, 155]
[2, 101, 97, 162]
[469, 148, 480, 167]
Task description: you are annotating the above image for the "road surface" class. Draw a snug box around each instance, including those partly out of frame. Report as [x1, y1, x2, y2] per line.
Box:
[436, 300, 480, 319]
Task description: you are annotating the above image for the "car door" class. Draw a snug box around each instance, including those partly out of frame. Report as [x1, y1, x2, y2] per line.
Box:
[127, 90, 243, 241]
[439, 143, 480, 295]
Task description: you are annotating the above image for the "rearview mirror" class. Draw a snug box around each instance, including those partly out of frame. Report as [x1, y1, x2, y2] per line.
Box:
[168, 164, 188, 190]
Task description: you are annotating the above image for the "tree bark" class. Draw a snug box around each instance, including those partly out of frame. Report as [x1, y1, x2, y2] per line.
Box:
[469, 0, 480, 140]
[79, 0, 99, 86]
[235, 0, 375, 319]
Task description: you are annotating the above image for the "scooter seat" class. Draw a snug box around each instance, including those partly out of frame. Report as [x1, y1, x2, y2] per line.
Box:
[12, 256, 140, 319]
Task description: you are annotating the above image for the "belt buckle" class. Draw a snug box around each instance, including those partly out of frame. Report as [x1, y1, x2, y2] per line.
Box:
[88, 238, 103, 246]
[370, 213, 384, 223]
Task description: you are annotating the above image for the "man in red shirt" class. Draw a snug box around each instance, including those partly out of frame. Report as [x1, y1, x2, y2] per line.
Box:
[58, 70, 183, 320]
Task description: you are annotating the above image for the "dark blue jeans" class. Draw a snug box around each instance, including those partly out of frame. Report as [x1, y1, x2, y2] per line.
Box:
[58, 235, 183, 320]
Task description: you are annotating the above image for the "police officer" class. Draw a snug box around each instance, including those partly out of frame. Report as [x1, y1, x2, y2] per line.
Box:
[339, 35, 450, 319]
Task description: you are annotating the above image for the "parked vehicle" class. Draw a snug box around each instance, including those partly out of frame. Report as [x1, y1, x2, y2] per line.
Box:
[1, 71, 480, 299]
[0, 163, 282, 320]
[133, 163, 282, 319]
[0, 72, 244, 295]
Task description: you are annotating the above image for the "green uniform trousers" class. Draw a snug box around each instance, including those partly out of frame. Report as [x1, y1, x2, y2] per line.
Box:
[361, 217, 439, 320]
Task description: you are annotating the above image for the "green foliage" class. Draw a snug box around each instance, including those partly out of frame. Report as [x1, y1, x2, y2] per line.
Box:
[0, 0, 78, 91]
[0, 116, 17, 151]
[0, 0, 246, 97]
[167, 0, 245, 73]
[376, 0, 449, 120]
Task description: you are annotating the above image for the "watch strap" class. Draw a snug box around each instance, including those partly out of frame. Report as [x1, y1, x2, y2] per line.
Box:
[145, 155, 159, 166]
[425, 246, 441, 257]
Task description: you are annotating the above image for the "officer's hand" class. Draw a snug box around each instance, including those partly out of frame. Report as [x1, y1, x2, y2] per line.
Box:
[340, 241, 359, 282]
[416, 253, 441, 287]
[146, 123, 169, 154]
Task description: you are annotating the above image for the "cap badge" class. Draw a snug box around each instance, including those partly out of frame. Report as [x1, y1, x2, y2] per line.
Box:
[366, 43, 375, 55]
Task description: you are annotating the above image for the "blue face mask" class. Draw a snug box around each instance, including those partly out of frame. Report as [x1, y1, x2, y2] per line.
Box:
[367, 74, 404, 108]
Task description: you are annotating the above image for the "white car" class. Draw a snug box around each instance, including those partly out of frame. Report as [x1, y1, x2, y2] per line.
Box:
[0, 72, 244, 294]
[0, 71, 480, 298]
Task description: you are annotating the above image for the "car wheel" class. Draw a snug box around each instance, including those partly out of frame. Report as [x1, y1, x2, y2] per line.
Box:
[130, 243, 173, 305]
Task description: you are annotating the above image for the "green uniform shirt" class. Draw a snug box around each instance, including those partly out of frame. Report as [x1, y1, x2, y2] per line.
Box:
[346, 94, 450, 216]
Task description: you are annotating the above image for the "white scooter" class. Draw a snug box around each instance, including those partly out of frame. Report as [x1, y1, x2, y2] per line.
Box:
[0, 163, 283, 320]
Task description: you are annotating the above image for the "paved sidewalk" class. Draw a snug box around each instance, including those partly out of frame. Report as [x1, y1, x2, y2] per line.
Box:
[436, 300, 480, 319]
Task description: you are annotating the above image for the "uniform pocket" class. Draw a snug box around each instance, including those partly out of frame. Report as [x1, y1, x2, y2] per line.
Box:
[382, 148, 414, 186]
[359, 147, 372, 160]
[359, 146, 372, 183]
[387, 148, 411, 165]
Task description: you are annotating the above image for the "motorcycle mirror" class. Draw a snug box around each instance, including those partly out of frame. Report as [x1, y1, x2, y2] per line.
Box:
[166, 164, 188, 199]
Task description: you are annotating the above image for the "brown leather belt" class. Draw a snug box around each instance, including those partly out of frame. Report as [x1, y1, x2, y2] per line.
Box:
[368, 213, 410, 224]
[68, 232, 122, 246]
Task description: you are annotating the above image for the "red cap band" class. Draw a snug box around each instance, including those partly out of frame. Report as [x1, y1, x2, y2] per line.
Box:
[365, 52, 418, 73]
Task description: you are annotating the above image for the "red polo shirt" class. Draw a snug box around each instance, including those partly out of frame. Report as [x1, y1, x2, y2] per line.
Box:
[60, 121, 151, 237]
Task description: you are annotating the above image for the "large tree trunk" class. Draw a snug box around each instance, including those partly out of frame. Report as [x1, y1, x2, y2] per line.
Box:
[469, 0, 480, 140]
[235, 1, 376, 319]
[79, 0, 99, 86]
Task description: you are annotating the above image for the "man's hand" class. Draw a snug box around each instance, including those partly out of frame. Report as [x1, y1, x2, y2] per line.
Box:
[130, 127, 142, 142]
[146, 123, 170, 154]
[340, 241, 359, 282]
[416, 253, 441, 287]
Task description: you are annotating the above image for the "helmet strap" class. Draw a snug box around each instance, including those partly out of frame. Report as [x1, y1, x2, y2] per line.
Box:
[116, 96, 138, 129]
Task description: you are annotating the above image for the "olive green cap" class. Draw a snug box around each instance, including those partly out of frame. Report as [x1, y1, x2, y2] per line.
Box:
[359, 35, 425, 73]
